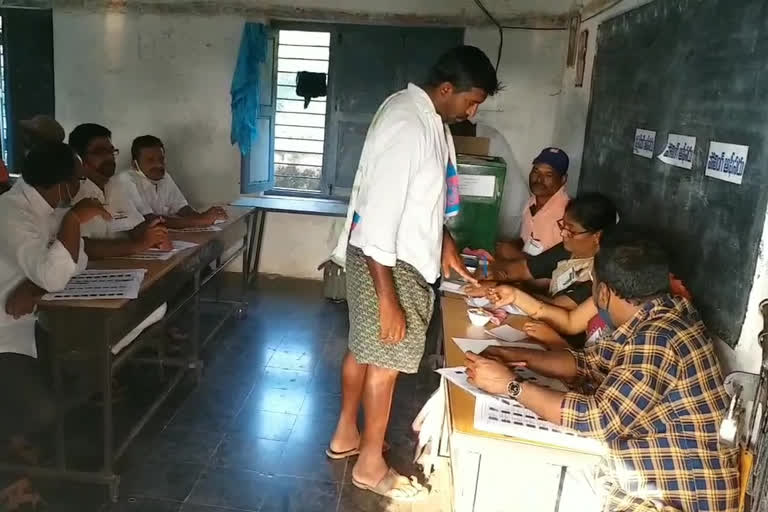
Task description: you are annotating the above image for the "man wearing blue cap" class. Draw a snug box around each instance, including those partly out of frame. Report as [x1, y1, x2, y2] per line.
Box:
[499, 147, 569, 258]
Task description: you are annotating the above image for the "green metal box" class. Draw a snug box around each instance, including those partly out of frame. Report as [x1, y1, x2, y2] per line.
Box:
[446, 155, 507, 252]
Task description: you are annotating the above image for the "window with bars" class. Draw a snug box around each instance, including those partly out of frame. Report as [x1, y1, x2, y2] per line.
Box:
[273, 30, 329, 192]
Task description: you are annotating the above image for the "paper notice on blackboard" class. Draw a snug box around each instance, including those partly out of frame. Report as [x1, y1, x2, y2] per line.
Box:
[458, 175, 495, 198]
[705, 141, 749, 185]
[657, 134, 696, 169]
[633, 129, 656, 158]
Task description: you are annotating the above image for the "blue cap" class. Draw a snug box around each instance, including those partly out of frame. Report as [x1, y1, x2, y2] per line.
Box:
[533, 147, 569, 175]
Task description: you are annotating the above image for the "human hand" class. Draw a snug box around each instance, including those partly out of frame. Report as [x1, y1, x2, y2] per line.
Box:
[203, 206, 228, 224]
[523, 321, 566, 346]
[71, 198, 112, 223]
[462, 281, 496, 298]
[5, 280, 45, 319]
[442, 233, 477, 285]
[486, 285, 519, 308]
[379, 296, 406, 344]
[479, 346, 528, 367]
[138, 219, 170, 251]
[465, 351, 517, 395]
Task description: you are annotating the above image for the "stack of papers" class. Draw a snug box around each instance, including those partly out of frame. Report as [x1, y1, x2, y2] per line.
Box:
[43, 269, 147, 301]
[117, 240, 198, 261]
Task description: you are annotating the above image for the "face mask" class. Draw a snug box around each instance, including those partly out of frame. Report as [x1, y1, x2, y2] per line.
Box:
[56, 182, 73, 209]
[596, 286, 616, 331]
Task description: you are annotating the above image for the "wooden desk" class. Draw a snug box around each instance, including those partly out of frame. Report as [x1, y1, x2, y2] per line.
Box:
[1, 206, 258, 500]
[440, 295, 602, 512]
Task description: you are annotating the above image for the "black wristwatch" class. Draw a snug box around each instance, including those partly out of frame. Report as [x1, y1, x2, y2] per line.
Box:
[506, 379, 522, 399]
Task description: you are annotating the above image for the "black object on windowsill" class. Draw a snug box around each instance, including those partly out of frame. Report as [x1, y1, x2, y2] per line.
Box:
[296, 71, 327, 108]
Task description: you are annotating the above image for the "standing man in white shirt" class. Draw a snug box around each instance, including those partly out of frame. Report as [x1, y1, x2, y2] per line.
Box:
[0, 142, 111, 503]
[110, 135, 227, 230]
[327, 46, 499, 500]
[68, 123, 171, 256]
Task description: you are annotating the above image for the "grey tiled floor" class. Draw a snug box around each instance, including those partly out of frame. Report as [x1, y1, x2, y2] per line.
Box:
[12, 277, 451, 511]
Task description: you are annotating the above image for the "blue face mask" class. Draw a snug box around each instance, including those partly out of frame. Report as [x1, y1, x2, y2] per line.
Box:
[596, 287, 616, 331]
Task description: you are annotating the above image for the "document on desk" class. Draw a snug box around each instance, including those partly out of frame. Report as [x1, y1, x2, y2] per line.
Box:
[474, 395, 605, 454]
[465, 297, 525, 315]
[453, 337, 545, 354]
[42, 269, 147, 300]
[485, 324, 529, 343]
[439, 279, 466, 295]
[117, 240, 199, 261]
[436, 367, 499, 399]
[169, 226, 222, 233]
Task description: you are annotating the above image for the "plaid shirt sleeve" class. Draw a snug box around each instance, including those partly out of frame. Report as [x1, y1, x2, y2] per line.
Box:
[561, 332, 680, 443]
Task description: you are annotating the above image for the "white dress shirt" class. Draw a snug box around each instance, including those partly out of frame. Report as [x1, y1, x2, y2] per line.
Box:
[0, 180, 88, 357]
[110, 169, 189, 217]
[331, 84, 456, 284]
[72, 178, 145, 238]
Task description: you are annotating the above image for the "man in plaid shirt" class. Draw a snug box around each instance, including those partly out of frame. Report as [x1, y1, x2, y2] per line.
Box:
[466, 234, 739, 511]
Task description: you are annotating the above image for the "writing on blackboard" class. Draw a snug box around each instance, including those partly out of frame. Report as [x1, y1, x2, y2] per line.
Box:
[705, 141, 749, 185]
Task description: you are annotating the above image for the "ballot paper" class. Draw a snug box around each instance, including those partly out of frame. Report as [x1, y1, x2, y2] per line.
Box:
[439, 279, 466, 295]
[453, 337, 545, 354]
[169, 226, 222, 233]
[116, 240, 199, 261]
[43, 269, 147, 301]
[474, 394, 605, 454]
[485, 324, 528, 343]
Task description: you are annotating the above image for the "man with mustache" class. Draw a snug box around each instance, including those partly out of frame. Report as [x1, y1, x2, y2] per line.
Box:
[110, 135, 227, 230]
[68, 123, 170, 258]
[497, 147, 570, 258]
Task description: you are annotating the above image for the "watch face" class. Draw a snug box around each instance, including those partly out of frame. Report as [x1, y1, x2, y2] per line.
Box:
[507, 380, 521, 398]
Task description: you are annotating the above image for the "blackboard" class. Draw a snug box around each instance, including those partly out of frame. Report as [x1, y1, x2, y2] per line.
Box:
[3, 8, 55, 170]
[580, 0, 768, 346]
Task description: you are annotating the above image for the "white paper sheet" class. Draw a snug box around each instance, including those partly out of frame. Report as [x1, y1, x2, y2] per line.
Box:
[657, 133, 696, 169]
[43, 269, 147, 301]
[439, 280, 466, 295]
[458, 174, 496, 198]
[465, 297, 525, 316]
[116, 240, 198, 261]
[436, 366, 499, 399]
[453, 337, 545, 354]
[169, 226, 222, 233]
[705, 141, 749, 185]
[633, 128, 656, 159]
[474, 395, 605, 454]
[486, 324, 528, 343]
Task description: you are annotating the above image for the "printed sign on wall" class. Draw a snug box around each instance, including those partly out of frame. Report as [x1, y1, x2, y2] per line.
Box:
[633, 129, 656, 158]
[705, 141, 749, 185]
[657, 134, 696, 169]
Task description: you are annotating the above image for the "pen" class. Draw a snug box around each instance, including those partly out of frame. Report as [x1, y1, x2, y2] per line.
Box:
[481, 258, 488, 279]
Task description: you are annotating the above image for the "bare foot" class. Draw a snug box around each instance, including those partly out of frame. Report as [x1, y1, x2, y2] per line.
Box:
[329, 420, 360, 453]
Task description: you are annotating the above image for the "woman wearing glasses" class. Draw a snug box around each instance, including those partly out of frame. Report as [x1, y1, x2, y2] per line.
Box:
[468, 193, 618, 349]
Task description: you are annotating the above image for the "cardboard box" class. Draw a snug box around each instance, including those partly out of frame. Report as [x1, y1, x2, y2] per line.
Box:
[453, 136, 490, 156]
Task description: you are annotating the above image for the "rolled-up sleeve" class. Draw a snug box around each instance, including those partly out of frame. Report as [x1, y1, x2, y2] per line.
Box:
[561, 345, 679, 443]
[349, 117, 423, 267]
[4, 216, 82, 292]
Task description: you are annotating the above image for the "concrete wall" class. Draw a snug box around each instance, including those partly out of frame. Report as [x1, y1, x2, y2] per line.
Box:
[53, 10, 569, 279]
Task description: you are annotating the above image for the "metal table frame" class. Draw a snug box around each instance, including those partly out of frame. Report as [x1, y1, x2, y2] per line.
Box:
[0, 208, 258, 501]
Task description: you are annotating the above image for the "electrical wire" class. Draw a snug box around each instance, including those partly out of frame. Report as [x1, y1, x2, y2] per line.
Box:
[472, 0, 503, 71]
[500, 25, 567, 30]
[581, 0, 625, 23]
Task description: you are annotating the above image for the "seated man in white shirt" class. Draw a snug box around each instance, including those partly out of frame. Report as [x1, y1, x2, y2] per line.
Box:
[0, 142, 111, 504]
[68, 123, 171, 257]
[111, 135, 227, 230]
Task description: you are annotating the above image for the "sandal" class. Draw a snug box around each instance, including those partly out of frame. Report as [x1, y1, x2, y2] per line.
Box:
[325, 441, 390, 460]
[352, 468, 426, 501]
[0, 478, 46, 511]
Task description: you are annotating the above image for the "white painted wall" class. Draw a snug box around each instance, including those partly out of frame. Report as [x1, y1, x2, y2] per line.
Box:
[53, 10, 569, 279]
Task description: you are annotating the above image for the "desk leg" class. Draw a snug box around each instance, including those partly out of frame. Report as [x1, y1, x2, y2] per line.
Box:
[253, 210, 266, 278]
[101, 322, 119, 502]
[191, 270, 202, 383]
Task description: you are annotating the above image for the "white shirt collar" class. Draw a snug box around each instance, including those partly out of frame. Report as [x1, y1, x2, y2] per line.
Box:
[19, 179, 55, 217]
[407, 83, 440, 118]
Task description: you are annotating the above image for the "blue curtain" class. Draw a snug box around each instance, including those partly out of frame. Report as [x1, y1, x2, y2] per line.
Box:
[230, 23, 267, 156]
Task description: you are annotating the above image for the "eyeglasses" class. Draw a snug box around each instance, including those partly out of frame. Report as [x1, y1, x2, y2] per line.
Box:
[557, 218, 591, 237]
[87, 148, 119, 157]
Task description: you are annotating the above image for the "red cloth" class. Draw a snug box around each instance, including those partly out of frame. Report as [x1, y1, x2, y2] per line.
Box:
[0, 158, 8, 184]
